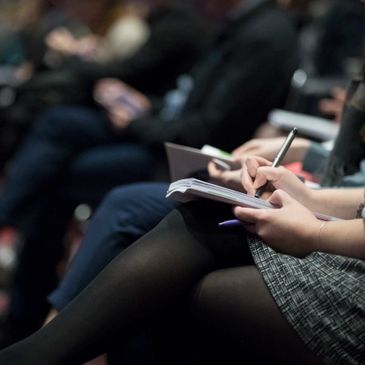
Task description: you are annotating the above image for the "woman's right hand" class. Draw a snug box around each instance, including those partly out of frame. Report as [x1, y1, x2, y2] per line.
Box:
[241, 156, 313, 206]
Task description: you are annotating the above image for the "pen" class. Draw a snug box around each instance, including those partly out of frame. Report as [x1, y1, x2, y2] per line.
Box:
[254, 127, 298, 198]
[218, 219, 245, 227]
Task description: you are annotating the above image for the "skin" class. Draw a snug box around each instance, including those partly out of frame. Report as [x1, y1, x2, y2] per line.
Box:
[94, 78, 151, 128]
[318, 87, 346, 123]
[209, 156, 365, 259]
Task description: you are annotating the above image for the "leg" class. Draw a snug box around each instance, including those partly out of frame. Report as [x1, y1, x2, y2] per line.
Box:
[192, 267, 324, 365]
[0, 192, 76, 348]
[48, 182, 176, 311]
[0, 201, 253, 364]
[0, 106, 114, 226]
[63, 145, 156, 204]
[1, 149, 155, 346]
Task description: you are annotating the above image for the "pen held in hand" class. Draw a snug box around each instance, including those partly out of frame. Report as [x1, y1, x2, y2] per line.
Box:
[254, 127, 298, 198]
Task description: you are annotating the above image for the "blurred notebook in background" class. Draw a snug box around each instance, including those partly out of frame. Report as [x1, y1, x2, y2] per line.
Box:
[165, 142, 239, 181]
[269, 109, 339, 141]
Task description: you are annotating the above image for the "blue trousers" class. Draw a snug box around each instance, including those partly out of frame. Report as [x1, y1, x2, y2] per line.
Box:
[0, 105, 155, 228]
[48, 182, 177, 310]
[1, 106, 156, 331]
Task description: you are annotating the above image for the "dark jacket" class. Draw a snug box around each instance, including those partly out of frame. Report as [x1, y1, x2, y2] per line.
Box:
[126, 0, 298, 151]
[65, 4, 211, 96]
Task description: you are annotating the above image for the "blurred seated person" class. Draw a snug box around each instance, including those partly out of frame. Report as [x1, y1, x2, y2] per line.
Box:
[0, 0, 67, 68]
[0, 0, 298, 347]
[313, 0, 365, 78]
[0, 0, 210, 170]
[291, 0, 365, 78]
[45, 0, 149, 64]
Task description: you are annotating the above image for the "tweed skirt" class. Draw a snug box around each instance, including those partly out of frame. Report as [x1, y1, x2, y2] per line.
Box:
[248, 234, 365, 365]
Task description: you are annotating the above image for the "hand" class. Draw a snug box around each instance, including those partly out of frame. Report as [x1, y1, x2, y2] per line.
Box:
[207, 161, 244, 191]
[46, 27, 78, 55]
[241, 156, 312, 206]
[319, 87, 346, 123]
[234, 189, 320, 257]
[94, 79, 151, 129]
[74, 35, 102, 60]
[15, 62, 34, 83]
[232, 137, 310, 164]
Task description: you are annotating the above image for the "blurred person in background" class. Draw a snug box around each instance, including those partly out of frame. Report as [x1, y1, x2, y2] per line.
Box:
[0, 0, 210, 170]
[0, 0, 298, 349]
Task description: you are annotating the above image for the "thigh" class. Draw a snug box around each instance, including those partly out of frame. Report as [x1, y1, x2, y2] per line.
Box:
[192, 267, 324, 365]
[64, 144, 156, 203]
[32, 106, 115, 147]
[48, 182, 177, 311]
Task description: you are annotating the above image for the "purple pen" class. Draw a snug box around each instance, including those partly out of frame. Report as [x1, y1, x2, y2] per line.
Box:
[218, 219, 245, 227]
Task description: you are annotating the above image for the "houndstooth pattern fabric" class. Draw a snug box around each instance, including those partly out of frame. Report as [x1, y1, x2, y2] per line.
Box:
[247, 233, 365, 365]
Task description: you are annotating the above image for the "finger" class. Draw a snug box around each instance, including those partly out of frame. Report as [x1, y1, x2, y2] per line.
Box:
[233, 206, 262, 223]
[245, 156, 271, 178]
[207, 161, 223, 178]
[241, 164, 255, 196]
[331, 87, 346, 101]
[319, 100, 341, 114]
[252, 165, 288, 190]
[267, 189, 294, 207]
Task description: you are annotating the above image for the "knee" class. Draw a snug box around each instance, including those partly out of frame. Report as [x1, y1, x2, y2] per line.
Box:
[33, 107, 75, 137]
[192, 271, 226, 318]
[102, 183, 168, 213]
[33, 106, 102, 142]
[102, 184, 151, 212]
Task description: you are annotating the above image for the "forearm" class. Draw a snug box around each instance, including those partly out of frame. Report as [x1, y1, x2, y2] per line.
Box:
[307, 188, 363, 219]
[317, 219, 365, 260]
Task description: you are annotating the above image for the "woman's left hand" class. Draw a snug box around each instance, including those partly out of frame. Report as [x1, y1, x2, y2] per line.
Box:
[234, 189, 321, 257]
[207, 162, 244, 191]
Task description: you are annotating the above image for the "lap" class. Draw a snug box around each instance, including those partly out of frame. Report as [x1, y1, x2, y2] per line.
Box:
[64, 145, 156, 203]
[191, 266, 324, 365]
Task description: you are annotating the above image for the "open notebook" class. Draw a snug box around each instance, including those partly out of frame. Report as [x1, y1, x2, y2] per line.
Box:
[166, 178, 340, 222]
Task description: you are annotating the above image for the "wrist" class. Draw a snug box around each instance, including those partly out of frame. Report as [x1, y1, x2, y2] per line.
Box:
[303, 187, 321, 212]
[303, 219, 324, 255]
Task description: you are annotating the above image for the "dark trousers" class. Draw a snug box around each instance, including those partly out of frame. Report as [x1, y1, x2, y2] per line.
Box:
[0, 105, 155, 228]
[1, 106, 156, 332]
[48, 182, 176, 310]
[48, 182, 177, 365]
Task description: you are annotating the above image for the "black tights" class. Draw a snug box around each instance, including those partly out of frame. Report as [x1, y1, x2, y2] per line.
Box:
[0, 202, 323, 365]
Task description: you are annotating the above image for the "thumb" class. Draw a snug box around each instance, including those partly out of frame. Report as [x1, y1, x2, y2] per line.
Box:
[268, 189, 294, 207]
[233, 206, 262, 223]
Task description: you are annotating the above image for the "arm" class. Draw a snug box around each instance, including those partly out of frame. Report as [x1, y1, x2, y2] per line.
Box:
[307, 188, 363, 219]
[232, 137, 311, 164]
[318, 219, 365, 259]
[63, 7, 207, 94]
[126, 37, 292, 148]
[234, 190, 365, 260]
[233, 156, 365, 259]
